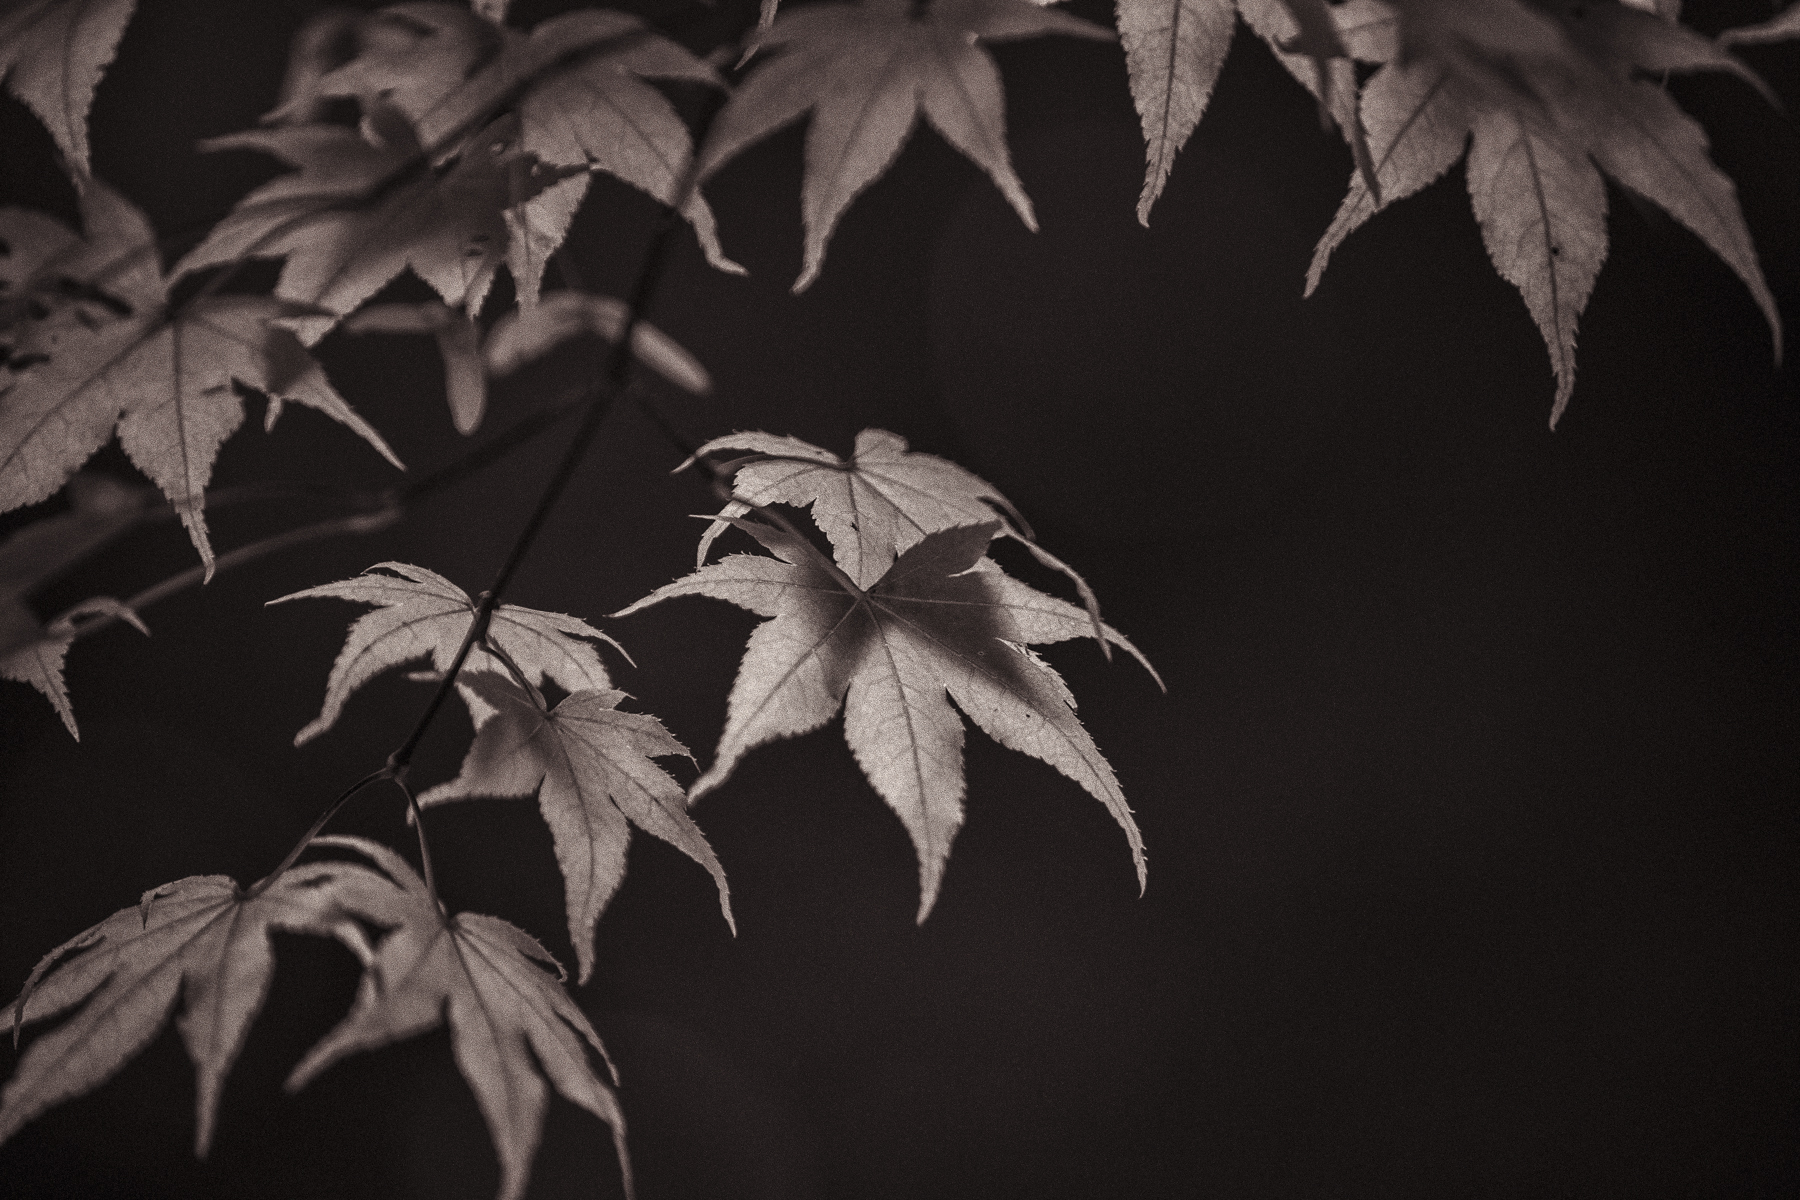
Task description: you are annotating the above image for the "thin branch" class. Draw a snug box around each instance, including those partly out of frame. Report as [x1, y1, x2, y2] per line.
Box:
[244, 766, 390, 899]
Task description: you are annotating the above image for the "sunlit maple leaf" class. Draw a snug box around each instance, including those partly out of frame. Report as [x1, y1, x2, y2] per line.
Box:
[688, 427, 1128, 656]
[0, 182, 401, 573]
[177, 105, 581, 344]
[1305, 0, 1780, 426]
[270, 561, 627, 745]
[0, 857, 383, 1158]
[270, 2, 737, 306]
[0, 0, 136, 179]
[419, 672, 732, 982]
[1118, 0, 1381, 224]
[615, 518, 1159, 919]
[285, 836, 631, 1200]
[697, 0, 1113, 292]
[686, 428, 1033, 588]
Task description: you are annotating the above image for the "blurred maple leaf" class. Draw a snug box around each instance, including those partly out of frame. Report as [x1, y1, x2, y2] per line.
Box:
[697, 0, 1113, 291]
[0, 181, 400, 573]
[0, 0, 136, 179]
[1306, 0, 1780, 425]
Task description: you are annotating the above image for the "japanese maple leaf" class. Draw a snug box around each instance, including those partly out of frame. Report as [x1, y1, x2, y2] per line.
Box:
[0, 181, 401, 573]
[689, 428, 1124, 655]
[687, 428, 1031, 588]
[0, 472, 147, 735]
[419, 673, 732, 982]
[1120, 0, 1382, 223]
[176, 105, 581, 343]
[615, 518, 1159, 919]
[274, 2, 738, 306]
[696, 0, 1113, 292]
[0, 0, 136, 179]
[0, 857, 384, 1158]
[285, 837, 631, 1200]
[270, 561, 626, 745]
[1305, 0, 1781, 425]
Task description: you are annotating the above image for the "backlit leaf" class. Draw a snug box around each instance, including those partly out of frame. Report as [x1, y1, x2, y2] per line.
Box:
[270, 561, 626, 745]
[420, 673, 732, 982]
[615, 518, 1158, 919]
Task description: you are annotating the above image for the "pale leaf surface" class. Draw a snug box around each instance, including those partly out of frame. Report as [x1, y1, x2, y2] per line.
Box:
[0, 858, 384, 1157]
[177, 108, 580, 342]
[1307, 0, 1779, 424]
[0, 0, 136, 178]
[0, 183, 399, 571]
[286, 836, 630, 1200]
[688, 428, 1029, 588]
[282, 3, 735, 302]
[698, 0, 1112, 291]
[270, 561, 625, 745]
[1116, 0, 1237, 224]
[615, 519, 1155, 919]
[419, 673, 732, 982]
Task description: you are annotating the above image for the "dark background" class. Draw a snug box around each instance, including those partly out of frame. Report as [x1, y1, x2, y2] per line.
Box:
[2, 1, 1795, 1196]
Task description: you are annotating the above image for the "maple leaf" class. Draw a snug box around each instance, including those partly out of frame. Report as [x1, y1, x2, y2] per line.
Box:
[0, 472, 148, 735]
[686, 427, 1031, 587]
[0, 0, 137, 179]
[176, 106, 582, 344]
[418, 672, 732, 982]
[342, 300, 487, 433]
[0, 181, 401, 573]
[1305, 0, 1781, 426]
[1118, 0, 1381, 223]
[687, 427, 1130, 656]
[269, 2, 738, 306]
[483, 289, 713, 396]
[285, 836, 632, 1200]
[0, 857, 385, 1158]
[270, 561, 627, 745]
[615, 518, 1159, 919]
[696, 0, 1113, 292]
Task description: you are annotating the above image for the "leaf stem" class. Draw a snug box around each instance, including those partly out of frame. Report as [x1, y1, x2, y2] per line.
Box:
[244, 766, 390, 899]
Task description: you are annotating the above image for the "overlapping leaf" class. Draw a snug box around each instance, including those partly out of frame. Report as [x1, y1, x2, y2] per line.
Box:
[0, 857, 383, 1157]
[1720, 2, 1800, 46]
[286, 836, 631, 1200]
[0, 471, 147, 735]
[616, 518, 1158, 919]
[177, 106, 581, 344]
[0, 182, 401, 573]
[0, 0, 137, 179]
[1120, 0, 1380, 223]
[688, 428, 1030, 588]
[420, 673, 732, 982]
[697, 0, 1113, 291]
[263, 2, 737, 307]
[271, 561, 625, 745]
[1305, 0, 1780, 425]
